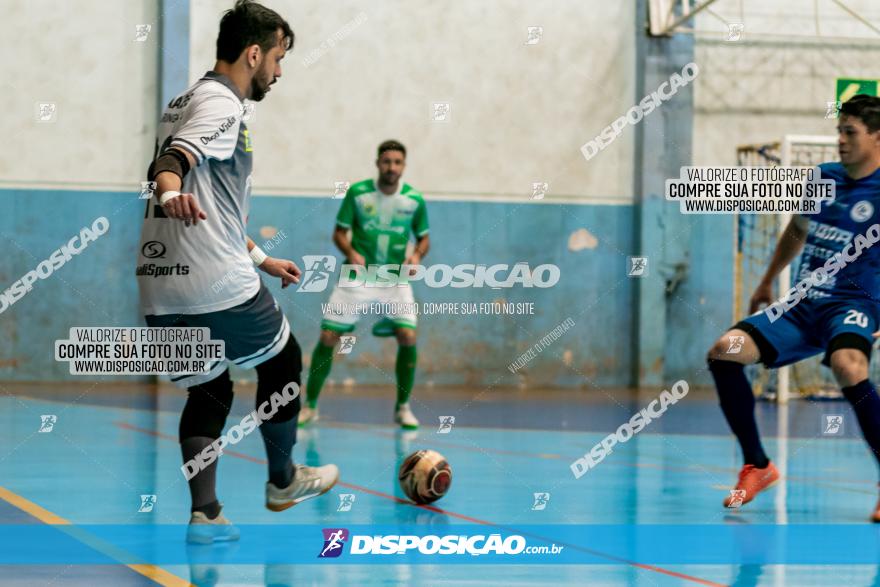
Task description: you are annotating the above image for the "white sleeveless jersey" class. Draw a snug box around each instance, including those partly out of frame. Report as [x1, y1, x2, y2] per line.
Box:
[137, 71, 259, 315]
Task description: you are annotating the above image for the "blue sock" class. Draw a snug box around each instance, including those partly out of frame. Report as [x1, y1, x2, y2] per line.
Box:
[708, 359, 770, 468]
[841, 379, 880, 472]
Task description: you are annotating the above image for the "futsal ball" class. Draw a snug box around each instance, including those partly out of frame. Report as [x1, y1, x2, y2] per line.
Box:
[398, 449, 452, 504]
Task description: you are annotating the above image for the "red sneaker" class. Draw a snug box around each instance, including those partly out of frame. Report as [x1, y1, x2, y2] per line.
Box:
[723, 463, 780, 508]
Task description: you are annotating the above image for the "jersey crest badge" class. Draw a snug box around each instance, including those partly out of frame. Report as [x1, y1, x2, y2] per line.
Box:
[851, 200, 874, 222]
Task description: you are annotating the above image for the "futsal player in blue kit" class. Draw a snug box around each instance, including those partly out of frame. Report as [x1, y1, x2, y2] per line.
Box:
[707, 95, 880, 519]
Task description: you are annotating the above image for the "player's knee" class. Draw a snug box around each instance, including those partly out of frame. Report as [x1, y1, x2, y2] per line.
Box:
[255, 335, 302, 423]
[320, 329, 341, 347]
[707, 330, 755, 364]
[707, 337, 734, 362]
[180, 371, 234, 440]
[396, 327, 416, 345]
[830, 348, 869, 387]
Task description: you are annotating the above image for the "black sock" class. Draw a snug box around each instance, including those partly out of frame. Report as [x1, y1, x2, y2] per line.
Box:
[192, 500, 221, 519]
[708, 359, 770, 468]
[260, 420, 296, 487]
[841, 379, 880, 471]
[181, 436, 221, 517]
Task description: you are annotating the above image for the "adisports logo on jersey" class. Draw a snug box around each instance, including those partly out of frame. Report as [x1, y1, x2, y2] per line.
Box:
[851, 200, 874, 222]
[136, 263, 190, 278]
[141, 241, 166, 259]
[137, 241, 192, 278]
[319, 528, 349, 558]
[298, 256, 338, 293]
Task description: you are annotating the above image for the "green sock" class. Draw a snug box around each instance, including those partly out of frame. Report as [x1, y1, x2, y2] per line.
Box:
[306, 342, 335, 407]
[395, 345, 417, 406]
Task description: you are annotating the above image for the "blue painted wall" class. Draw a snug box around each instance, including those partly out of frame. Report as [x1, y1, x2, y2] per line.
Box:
[664, 213, 735, 384]
[0, 189, 637, 388]
[0, 189, 146, 382]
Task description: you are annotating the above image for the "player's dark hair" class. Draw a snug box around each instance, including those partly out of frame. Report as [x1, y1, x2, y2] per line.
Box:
[840, 94, 880, 132]
[378, 140, 406, 158]
[216, 0, 294, 63]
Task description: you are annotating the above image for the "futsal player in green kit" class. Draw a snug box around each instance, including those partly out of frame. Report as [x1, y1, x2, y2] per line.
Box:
[299, 140, 430, 429]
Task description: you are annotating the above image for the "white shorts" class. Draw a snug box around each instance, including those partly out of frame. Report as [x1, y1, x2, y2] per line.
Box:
[320, 283, 417, 333]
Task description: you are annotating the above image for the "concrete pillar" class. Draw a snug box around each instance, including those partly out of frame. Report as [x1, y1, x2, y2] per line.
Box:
[632, 0, 695, 387]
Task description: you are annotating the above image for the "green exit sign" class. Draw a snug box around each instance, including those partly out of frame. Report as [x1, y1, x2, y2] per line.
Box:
[836, 78, 879, 103]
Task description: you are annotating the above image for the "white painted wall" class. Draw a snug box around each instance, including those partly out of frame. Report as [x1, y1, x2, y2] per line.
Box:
[191, 0, 637, 203]
[0, 0, 159, 188]
[693, 0, 880, 164]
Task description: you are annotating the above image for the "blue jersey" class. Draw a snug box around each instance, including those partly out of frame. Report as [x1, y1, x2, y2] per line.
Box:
[795, 162, 880, 301]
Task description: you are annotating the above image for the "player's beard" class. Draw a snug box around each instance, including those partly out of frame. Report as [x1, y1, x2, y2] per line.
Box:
[250, 73, 273, 102]
[380, 172, 399, 187]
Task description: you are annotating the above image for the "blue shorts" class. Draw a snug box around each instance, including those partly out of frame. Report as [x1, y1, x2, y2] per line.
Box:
[734, 297, 879, 368]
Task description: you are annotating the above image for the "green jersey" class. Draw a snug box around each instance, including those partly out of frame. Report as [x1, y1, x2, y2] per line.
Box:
[335, 179, 429, 266]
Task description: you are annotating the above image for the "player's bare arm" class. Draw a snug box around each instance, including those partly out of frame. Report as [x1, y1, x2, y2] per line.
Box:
[405, 235, 430, 265]
[750, 218, 808, 313]
[403, 234, 430, 275]
[246, 237, 301, 288]
[332, 226, 365, 266]
[151, 147, 207, 226]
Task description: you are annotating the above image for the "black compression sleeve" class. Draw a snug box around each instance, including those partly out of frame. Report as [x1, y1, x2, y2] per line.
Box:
[147, 149, 192, 182]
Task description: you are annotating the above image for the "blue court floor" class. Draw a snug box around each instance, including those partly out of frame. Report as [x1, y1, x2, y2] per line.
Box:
[1, 381, 880, 586]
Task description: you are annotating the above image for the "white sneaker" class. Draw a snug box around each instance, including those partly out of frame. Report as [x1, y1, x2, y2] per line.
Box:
[298, 405, 319, 427]
[395, 403, 419, 429]
[266, 463, 340, 512]
[186, 510, 240, 544]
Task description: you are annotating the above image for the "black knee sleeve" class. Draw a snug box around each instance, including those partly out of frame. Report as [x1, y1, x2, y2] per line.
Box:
[180, 369, 234, 441]
[255, 334, 303, 423]
[823, 333, 872, 366]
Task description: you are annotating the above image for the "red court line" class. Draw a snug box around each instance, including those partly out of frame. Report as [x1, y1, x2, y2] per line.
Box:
[353, 422, 880, 491]
[321, 422, 880, 489]
[116, 420, 727, 586]
[325, 420, 566, 459]
[116, 422, 264, 463]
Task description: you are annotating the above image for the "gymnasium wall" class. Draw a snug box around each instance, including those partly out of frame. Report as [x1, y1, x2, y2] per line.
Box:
[0, 0, 159, 186]
[0, 0, 158, 382]
[193, 0, 641, 388]
[190, 0, 637, 203]
[0, 0, 640, 388]
[693, 1, 880, 166]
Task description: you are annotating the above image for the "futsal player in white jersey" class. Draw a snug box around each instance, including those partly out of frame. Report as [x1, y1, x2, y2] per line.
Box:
[137, 0, 337, 543]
